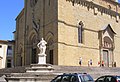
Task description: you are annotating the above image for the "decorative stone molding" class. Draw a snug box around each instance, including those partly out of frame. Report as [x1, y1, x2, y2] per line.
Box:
[94, 7, 98, 15]
[26, 64, 54, 73]
[66, 0, 120, 20]
[99, 24, 116, 49]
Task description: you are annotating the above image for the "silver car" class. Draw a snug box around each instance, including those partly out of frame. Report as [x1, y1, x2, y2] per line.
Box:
[51, 73, 94, 82]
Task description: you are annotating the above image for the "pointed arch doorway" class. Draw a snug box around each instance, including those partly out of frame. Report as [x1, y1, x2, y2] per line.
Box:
[46, 38, 54, 65]
[102, 50, 109, 67]
[49, 50, 54, 64]
[46, 32, 54, 65]
[99, 24, 116, 67]
[30, 35, 38, 64]
[102, 36, 114, 67]
[31, 48, 37, 64]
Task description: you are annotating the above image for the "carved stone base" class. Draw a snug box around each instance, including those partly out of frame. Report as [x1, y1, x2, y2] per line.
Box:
[26, 64, 54, 73]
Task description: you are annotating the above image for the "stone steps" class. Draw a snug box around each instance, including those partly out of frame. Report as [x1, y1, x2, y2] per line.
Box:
[1, 65, 120, 81]
[53, 65, 120, 79]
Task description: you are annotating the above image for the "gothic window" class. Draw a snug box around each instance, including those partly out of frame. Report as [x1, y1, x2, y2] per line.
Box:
[78, 21, 84, 43]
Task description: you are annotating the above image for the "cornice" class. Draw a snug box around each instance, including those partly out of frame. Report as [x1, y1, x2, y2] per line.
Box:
[67, 0, 120, 18]
[15, 8, 25, 21]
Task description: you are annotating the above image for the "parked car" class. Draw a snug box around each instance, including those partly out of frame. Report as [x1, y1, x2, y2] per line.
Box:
[95, 75, 120, 82]
[51, 73, 94, 82]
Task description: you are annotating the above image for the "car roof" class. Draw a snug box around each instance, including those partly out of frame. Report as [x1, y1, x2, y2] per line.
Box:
[104, 75, 120, 77]
[62, 73, 92, 77]
[62, 73, 88, 76]
[63, 73, 87, 75]
[97, 75, 120, 78]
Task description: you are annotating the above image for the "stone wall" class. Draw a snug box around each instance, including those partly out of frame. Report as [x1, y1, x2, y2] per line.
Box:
[58, 0, 120, 66]
[15, 0, 120, 67]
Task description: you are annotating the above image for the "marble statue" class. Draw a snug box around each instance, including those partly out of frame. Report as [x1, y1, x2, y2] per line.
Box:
[37, 38, 47, 54]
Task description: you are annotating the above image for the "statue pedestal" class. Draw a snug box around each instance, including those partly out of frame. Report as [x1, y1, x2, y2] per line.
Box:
[38, 53, 46, 64]
[25, 38, 54, 73]
[26, 53, 54, 73]
[26, 64, 54, 73]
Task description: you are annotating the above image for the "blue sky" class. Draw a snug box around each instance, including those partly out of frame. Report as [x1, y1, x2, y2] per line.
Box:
[0, 0, 24, 40]
[0, 0, 120, 40]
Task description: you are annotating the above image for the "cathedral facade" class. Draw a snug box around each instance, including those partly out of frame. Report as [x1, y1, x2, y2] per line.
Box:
[14, 0, 120, 67]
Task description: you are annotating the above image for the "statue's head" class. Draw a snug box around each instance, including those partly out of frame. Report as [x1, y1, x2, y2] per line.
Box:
[42, 38, 44, 40]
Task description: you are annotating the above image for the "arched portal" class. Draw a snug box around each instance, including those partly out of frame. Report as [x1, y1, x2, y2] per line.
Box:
[45, 32, 54, 64]
[47, 38, 54, 64]
[30, 35, 37, 64]
[28, 31, 38, 64]
[99, 24, 116, 67]
[102, 36, 113, 67]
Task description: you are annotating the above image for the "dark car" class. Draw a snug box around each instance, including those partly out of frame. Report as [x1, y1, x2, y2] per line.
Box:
[95, 75, 120, 82]
[51, 73, 94, 82]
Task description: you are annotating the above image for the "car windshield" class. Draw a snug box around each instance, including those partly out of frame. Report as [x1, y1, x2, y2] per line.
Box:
[116, 76, 120, 82]
[80, 74, 94, 82]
